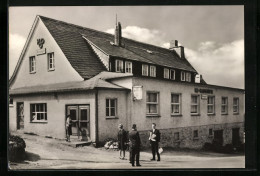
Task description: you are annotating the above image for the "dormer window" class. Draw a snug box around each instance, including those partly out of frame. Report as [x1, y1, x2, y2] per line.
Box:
[29, 56, 36, 73]
[116, 59, 124, 72]
[170, 69, 175, 80]
[47, 52, 55, 71]
[164, 68, 169, 79]
[181, 71, 185, 81]
[125, 61, 132, 73]
[142, 64, 149, 76]
[150, 66, 156, 77]
[186, 72, 191, 82]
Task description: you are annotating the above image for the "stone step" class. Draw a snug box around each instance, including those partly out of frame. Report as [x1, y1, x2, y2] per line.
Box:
[62, 140, 92, 148]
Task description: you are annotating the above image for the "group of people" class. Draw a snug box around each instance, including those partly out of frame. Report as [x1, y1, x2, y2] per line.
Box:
[118, 123, 161, 167]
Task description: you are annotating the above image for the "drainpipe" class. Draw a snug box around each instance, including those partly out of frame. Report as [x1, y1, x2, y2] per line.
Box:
[95, 89, 99, 147]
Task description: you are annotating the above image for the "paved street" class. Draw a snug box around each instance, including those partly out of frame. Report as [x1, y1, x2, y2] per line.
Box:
[9, 132, 245, 169]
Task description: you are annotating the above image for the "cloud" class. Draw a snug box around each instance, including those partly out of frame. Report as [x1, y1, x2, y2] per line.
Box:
[185, 40, 244, 89]
[9, 33, 26, 78]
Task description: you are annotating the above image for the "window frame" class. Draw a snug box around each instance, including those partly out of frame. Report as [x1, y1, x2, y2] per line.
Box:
[185, 72, 191, 82]
[29, 56, 36, 73]
[191, 94, 200, 115]
[105, 98, 118, 118]
[115, 59, 124, 73]
[174, 132, 180, 141]
[207, 96, 215, 115]
[30, 103, 47, 123]
[233, 97, 239, 114]
[146, 91, 160, 116]
[125, 61, 132, 73]
[170, 69, 175, 80]
[193, 130, 199, 139]
[209, 129, 213, 136]
[150, 65, 156, 77]
[142, 64, 149, 76]
[221, 97, 228, 115]
[181, 71, 185, 81]
[171, 93, 182, 116]
[164, 68, 169, 79]
[47, 52, 55, 71]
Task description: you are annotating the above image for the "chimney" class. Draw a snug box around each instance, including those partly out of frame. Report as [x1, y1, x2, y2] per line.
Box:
[114, 22, 122, 46]
[169, 40, 178, 49]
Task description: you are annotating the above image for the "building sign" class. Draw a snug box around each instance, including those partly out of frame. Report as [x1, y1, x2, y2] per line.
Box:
[133, 86, 143, 100]
[194, 88, 213, 94]
[36, 38, 46, 55]
[201, 94, 208, 100]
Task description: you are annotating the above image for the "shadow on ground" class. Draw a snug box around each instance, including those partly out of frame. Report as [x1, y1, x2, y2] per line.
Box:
[25, 151, 41, 161]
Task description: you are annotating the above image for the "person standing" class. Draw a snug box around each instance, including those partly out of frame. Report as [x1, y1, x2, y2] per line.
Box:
[118, 124, 127, 159]
[149, 123, 160, 161]
[66, 115, 72, 142]
[128, 124, 141, 167]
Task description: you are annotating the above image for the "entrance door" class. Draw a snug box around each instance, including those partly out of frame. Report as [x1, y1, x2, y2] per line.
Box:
[213, 130, 223, 146]
[66, 105, 90, 140]
[232, 128, 241, 146]
[17, 102, 24, 130]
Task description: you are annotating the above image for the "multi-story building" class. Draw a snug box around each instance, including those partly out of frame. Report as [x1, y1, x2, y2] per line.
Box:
[9, 16, 244, 149]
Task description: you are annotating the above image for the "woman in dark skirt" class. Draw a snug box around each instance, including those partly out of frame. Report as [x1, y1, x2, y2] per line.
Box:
[66, 115, 72, 142]
[118, 124, 127, 159]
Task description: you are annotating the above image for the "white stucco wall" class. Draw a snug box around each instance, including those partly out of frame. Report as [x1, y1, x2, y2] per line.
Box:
[11, 18, 83, 89]
[9, 91, 96, 141]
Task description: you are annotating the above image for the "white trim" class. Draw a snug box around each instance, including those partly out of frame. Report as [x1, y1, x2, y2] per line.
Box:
[150, 65, 156, 77]
[164, 68, 169, 79]
[125, 61, 132, 73]
[142, 64, 149, 76]
[181, 71, 185, 81]
[170, 69, 175, 80]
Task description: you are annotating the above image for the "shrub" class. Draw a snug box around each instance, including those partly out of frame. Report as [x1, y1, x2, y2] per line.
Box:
[9, 135, 26, 162]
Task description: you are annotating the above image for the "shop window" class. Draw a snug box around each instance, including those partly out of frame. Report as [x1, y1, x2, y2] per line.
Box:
[170, 69, 175, 80]
[221, 97, 228, 114]
[115, 59, 124, 72]
[150, 66, 156, 77]
[181, 71, 185, 81]
[191, 95, 200, 115]
[106, 99, 117, 118]
[164, 68, 169, 79]
[174, 132, 180, 141]
[29, 56, 36, 73]
[30, 103, 47, 122]
[193, 130, 198, 138]
[207, 96, 215, 114]
[47, 52, 55, 71]
[171, 93, 181, 116]
[146, 92, 159, 115]
[142, 64, 149, 76]
[125, 61, 132, 73]
[233, 97, 239, 114]
[186, 72, 191, 82]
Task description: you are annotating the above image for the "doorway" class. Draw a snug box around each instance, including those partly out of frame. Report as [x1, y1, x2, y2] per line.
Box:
[66, 105, 90, 141]
[232, 128, 241, 146]
[16, 102, 24, 130]
[213, 130, 223, 146]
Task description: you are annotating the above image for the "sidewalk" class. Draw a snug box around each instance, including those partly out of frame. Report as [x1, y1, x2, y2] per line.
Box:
[9, 132, 245, 169]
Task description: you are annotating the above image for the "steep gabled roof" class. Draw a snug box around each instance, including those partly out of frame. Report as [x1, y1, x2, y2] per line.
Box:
[40, 15, 197, 73]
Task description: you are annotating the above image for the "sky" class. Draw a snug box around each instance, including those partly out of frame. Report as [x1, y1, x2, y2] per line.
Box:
[9, 6, 244, 88]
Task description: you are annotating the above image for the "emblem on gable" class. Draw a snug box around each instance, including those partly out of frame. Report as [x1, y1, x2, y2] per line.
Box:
[37, 38, 45, 49]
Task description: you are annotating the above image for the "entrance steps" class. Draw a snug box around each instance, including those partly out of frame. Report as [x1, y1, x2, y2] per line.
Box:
[63, 136, 92, 148]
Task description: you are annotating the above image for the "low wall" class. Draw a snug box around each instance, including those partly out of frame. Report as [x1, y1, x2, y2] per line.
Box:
[138, 122, 244, 149]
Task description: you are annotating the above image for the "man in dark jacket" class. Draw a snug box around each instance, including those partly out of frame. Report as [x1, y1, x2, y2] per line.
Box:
[129, 124, 141, 167]
[149, 123, 160, 161]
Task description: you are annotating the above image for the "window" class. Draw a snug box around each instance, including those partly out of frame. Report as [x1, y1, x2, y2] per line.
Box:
[29, 56, 36, 73]
[170, 69, 175, 80]
[191, 95, 200, 115]
[150, 66, 156, 77]
[142, 64, 149, 76]
[9, 97, 13, 106]
[221, 97, 228, 114]
[174, 132, 180, 141]
[181, 71, 185, 81]
[193, 130, 198, 138]
[146, 92, 159, 115]
[186, 72, 191, 82]
[233, 98, 239, 114]
[209, 129, 213, 136]
[207, 96, 215, 114]
[164, 68, 169, 79]
[47, 52, 55, 71]
[30, 103, 47, 122]
[125, 61, 132, 73]
[171, 93, 181, 115]
[115, 59, 124, 72]
[106, 99, 117, 118]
